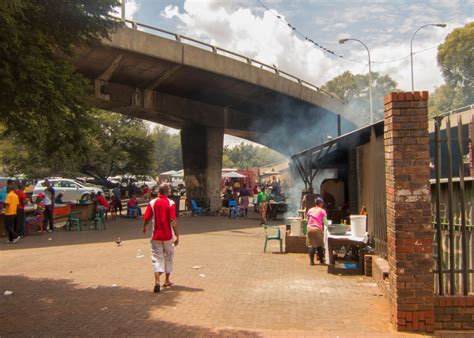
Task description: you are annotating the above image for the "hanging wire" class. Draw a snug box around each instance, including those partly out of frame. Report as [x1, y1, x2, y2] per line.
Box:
[255, 0, 363, 65]
[372, 45, 438, 64]
[256, 0, 443, 67]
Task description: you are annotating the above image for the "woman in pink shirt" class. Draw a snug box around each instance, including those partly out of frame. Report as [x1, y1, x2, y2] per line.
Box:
[306, 197, 327, 265]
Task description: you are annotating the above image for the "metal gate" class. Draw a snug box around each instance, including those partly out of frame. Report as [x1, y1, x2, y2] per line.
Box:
[432, 113, 473, 295]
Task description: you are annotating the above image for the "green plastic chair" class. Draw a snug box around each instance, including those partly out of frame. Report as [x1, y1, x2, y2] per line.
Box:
[261, 224, 282, 253]
[94, 211, 106, 230]
[65, 211, 82, 231]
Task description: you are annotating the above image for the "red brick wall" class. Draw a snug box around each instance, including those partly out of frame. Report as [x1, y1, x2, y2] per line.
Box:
[470, 117, 473, 177]
[435, 296, 474, 330]
[384, 92, 434, 333]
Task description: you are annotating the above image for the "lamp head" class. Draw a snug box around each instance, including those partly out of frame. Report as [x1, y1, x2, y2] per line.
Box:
[339, 38, 349, 44]
[436, 23, 447, 28]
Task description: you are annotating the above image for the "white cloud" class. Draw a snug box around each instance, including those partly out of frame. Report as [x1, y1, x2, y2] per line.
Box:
[160, 0, 471, 93]
[112, 0, 139, 20]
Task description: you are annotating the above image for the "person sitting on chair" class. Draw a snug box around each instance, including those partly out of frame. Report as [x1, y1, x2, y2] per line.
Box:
[55, 193, 64, 204]
[25, 194, 46, 230]
[127, 194, 142, 217]
[96, 191, 110, 214]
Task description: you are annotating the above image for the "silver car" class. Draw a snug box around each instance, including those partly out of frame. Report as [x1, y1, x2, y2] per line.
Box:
[32, 179, 103, 202]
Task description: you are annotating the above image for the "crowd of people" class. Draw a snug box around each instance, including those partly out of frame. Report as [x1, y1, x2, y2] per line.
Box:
[0, 178, 167, 243]
[221, 176, 288, 223]
[0, 179, 56, 244]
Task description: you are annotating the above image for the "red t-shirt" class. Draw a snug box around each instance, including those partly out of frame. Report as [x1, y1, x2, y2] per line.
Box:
[96, 195, 110, 208]
[15, 190, 27, 209]
[143, 195, 176, 241]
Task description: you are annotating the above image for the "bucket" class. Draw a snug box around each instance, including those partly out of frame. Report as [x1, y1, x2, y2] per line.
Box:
[286, 217, 302, 236]
[350, 215, 367, 237]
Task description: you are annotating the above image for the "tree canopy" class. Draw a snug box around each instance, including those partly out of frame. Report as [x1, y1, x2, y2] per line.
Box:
[437, 22, 474, 105]
[223, 142, 286, 169]
[322, 70, 398, 124]
[0, 0, 120, 146]
[152, 127, 183, 173]
[430, 22, 474, 116]
[0, 111, 156, 180]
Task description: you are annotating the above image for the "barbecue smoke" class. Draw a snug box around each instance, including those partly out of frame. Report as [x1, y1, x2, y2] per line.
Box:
[248, 96, 359, 213]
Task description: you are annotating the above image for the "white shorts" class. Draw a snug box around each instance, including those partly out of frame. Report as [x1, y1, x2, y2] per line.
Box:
[150, 239, 175, 273]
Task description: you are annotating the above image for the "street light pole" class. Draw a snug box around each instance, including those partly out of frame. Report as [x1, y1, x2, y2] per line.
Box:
[121, 0, 126, 20]
[410, 23, 446, 91]
[339, 38, 373, 124]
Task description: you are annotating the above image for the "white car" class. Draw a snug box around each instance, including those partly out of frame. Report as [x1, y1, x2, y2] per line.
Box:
[32, 179, 103, 202]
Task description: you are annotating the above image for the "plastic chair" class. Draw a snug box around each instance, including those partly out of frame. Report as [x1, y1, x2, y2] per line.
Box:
[127, 208, 140, 219]
[261, 224, 282, 253]
[94, 211, 106, 230]
[228, 200, 242, 219]
[191, 200, 203, 216]
[26, 216, 44, 235]
[65, 211, 82, 231]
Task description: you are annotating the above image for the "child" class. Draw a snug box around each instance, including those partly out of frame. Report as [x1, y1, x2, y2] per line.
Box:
[25, 193, 46, 233]
[127, 194, 142, 217]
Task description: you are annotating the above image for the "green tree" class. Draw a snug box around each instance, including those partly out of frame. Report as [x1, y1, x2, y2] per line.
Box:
[153, 127, 183, 173]
[80, 111, 155, 180]
[322, 71, 398, 124]
[437, 22, 474, 106]
[222, 142, 286, 169]
[0, 0, 120, 147]
[0, 111, 157, 180]
[428, 84, 467, 117]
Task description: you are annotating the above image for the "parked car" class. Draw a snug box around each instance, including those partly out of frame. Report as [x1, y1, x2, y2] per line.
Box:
[136, 175, 157, 188]
[32, 178, 103, 202]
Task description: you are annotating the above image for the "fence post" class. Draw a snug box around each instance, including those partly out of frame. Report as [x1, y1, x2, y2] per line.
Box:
[384, 91, 434, 332]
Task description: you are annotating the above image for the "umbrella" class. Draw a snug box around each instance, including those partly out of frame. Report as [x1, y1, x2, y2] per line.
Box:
[222, 171, 247, 178]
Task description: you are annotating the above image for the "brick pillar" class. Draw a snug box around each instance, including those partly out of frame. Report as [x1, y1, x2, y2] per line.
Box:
[384, 92, 434, 333]
[470, 116, 473, 177]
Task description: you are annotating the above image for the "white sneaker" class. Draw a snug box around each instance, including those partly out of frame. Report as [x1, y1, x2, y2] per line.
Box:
[12, 236, 20, 244]
[6, 240, 12, 244]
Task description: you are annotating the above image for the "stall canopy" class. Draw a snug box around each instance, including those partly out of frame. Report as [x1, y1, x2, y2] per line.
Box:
[172, 170, 184, 178]
[290, 120, 384, 190]
[222, 171, 247, 178]
[160, 170, 177, 175]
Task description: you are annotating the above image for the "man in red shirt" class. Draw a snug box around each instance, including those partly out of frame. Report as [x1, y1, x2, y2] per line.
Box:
[143, 183, 179, 293]
[15, 183, 28, 237]
[96, 191, 110, 214]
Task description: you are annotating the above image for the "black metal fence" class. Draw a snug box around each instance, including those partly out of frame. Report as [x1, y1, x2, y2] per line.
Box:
[432, 114, 473, 295]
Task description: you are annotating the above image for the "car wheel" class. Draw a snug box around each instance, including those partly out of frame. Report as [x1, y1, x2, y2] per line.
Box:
[81, 194, 91, 201]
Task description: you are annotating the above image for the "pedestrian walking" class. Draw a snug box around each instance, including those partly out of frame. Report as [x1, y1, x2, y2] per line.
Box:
[142, 183, 179, 293]
[239, 184, 250, 217]
[4, 184, 20, 243]
[113, 184, 122, 215]
[15, 183, 28, 237]
[306, 197, 327, 265]
[42, 179, 55, 232]
[257, 188, 270, 224]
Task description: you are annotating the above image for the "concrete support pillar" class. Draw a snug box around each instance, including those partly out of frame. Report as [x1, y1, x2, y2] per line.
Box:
[181, 126, 224, 212]
[384, 91, 434, 333]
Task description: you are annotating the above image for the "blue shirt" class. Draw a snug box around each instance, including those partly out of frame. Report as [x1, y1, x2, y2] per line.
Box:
[0, 187, 6, 203]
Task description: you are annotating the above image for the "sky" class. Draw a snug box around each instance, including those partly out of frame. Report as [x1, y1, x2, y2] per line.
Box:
[117, 0, 473, 146]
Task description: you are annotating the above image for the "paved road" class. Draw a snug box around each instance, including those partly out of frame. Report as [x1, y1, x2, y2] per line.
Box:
[1, 211, 417, 337]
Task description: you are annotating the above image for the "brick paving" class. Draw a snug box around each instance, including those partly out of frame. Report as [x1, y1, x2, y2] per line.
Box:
[1, 211, 425, 337]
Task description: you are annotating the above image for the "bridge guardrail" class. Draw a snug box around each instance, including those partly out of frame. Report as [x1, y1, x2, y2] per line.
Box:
[112, 17, 336, 99]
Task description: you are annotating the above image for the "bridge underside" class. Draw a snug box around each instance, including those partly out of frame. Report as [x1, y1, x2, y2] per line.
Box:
[71, 27, 354, 210]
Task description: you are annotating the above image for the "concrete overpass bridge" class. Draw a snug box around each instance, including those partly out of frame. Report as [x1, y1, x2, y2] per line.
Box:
[70, 20, 354, 211]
